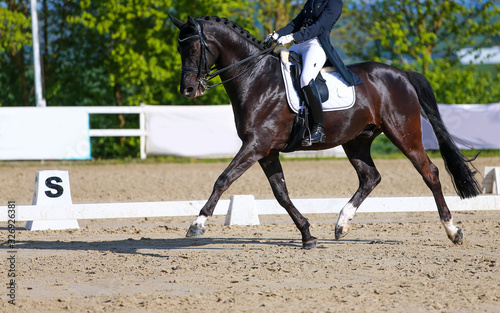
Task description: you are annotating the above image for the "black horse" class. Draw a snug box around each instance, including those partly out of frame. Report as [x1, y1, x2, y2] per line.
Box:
[169, 15, 481, 249]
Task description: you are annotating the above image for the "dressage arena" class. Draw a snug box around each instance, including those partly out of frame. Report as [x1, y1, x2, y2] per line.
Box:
[1, 157, 500, 312]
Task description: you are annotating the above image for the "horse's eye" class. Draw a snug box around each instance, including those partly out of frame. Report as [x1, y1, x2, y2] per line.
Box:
[190, 47, 198, 55]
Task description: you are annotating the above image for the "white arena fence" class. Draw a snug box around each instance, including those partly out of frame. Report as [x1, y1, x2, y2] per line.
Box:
[0, 169, 499, 231]
[0, 102, 499, 160]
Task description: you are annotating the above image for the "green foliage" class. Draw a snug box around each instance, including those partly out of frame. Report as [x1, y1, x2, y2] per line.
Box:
[91, 137, 140, 159]
[0, 1, 33, 106]
[68, 0, 176, 106]
[0, 57, 23, 103]
[371, 134, 404, 157]
[162, 0, 260, 106]
[67, 0, 261, 108]
[0, 54, 34, 106]
[344, 0, 500, 75]
[0, 4, 31, 54]
[255, 0, 302, 37]
[427, 60, 500, 104]
[88, 113, 141, 159]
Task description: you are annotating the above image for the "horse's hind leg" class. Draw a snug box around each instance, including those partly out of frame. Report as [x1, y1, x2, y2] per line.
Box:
[335, 136, 381, 240]
[383, 126, 463, 244]
[259, 153, 317, 249]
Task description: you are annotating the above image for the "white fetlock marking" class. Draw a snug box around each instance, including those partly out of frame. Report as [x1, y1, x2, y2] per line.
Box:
[442, 219, 457, 237]
[336, 202, 357, 227]
[193, 215, 207, 228]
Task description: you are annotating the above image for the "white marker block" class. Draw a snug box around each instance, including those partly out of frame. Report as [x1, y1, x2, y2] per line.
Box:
[224, 195, 260, 226]
[483, 167, 500, 194]
[25, 170, 80, 230]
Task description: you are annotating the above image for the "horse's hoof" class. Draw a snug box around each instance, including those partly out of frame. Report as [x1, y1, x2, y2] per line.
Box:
[186, 223, 205, 237]
[450, 227, 464, 245]
[335, 225, 350, 241]
[302, 237, 318, 250]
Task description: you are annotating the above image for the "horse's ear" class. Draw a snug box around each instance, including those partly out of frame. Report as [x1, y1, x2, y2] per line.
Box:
[168, 13, 184, 29]
[187, 15, 197, 26]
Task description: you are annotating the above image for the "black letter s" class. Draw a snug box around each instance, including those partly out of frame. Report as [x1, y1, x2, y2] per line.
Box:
[45, 177, 64, 198]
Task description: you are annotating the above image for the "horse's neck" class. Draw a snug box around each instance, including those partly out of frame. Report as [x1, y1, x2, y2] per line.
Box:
[205, 22, 281, 107]
[205, 22, 262, 70]
[214, 37, 265, 99]
[216, 42, 262, 73]
[222, 52, 282, 113]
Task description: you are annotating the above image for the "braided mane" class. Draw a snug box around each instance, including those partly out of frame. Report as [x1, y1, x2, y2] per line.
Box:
[201, 16, 265, 49]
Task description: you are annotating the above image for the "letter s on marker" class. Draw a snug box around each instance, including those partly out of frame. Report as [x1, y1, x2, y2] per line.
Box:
[45, 176, 64, 198]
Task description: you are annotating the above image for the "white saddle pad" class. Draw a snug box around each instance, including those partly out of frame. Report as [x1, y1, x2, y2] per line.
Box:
[280, 59, 356, 113]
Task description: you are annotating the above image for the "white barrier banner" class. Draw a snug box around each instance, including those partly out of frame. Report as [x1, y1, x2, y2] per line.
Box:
[422, 103, 500, 150]
[0, 107, 90, 160]
[146, 103, 500, 158]
[144, 105, 346, 158]
[145, 105, 242, 158]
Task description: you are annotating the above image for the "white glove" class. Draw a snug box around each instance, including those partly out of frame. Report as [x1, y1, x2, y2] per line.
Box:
[277, 34, 294, 46]
[265, 31, 279, 44]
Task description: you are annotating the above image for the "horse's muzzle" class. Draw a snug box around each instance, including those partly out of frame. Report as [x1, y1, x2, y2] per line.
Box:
[181, 85, 205, 98]
[180, 71, 206, 98]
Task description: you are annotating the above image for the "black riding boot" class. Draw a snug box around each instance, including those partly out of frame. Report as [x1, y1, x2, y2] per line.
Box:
[302, 80, 326, 146]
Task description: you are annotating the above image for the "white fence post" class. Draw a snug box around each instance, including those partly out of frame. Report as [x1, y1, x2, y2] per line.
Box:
[224, 195, 260, 226]
[139, 103, 147, 159]
[484, 167, 500, 194]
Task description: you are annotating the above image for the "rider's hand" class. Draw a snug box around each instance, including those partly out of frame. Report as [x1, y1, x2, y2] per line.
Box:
[265, 31, 279, 44]
[277, 34, 294, 46]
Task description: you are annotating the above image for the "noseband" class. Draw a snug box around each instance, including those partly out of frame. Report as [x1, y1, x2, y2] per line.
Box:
[178, 18, 278, 91]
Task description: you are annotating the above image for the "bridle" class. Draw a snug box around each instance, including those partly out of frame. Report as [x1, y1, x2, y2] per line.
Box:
[178, 18, 277, 91]
[178, 19, 215, 85]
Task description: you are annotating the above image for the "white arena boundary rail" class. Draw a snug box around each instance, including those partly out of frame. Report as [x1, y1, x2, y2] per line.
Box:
[0, 170, 499, 231]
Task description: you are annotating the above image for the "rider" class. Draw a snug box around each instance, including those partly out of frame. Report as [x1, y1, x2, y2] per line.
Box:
[266, 0, 363, 146]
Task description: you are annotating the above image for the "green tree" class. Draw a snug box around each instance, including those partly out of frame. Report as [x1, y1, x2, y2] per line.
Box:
[254, 0, 302, 37]
[342, 0, 500, 103]
[425, 60, 500, 104]
[344, 0, 500, 75]
[68, 0, 258, 108]
[38, 0, 110, 106]
[0, 2, 31, 54]
[69, 0, 175, 110]
[0, 1, 32, 106]
[0, 0, 110, 107]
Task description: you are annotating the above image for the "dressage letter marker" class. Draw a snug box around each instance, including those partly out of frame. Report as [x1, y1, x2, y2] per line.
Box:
[25, 170, 80, 231]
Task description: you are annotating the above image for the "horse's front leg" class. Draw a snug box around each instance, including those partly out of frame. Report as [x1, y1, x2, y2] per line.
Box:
[186, 142, 265, 237]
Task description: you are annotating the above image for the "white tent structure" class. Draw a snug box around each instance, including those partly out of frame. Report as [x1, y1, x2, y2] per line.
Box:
[458, 46, 500, 64]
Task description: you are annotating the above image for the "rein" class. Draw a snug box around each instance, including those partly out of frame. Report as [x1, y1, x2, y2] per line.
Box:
[204, 45, 277, 90]
[179, 19, 278, 91]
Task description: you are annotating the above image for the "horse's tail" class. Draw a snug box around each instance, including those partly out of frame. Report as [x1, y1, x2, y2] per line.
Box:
[405, 70, 481, 199]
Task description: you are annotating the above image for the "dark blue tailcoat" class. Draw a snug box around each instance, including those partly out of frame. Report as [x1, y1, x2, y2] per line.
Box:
[276, 0, 363, 86]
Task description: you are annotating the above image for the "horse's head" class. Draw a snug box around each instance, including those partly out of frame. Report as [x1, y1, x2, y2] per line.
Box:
[169, 15, 217, 98]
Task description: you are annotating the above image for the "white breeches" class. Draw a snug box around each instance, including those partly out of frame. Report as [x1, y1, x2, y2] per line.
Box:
[289, 37, 327, 88]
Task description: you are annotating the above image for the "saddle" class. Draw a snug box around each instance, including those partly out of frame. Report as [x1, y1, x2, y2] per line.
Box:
[288, 51, 329, 103]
